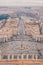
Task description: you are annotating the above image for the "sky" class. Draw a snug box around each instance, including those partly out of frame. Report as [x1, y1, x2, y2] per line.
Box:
[0, 0, 43, 6]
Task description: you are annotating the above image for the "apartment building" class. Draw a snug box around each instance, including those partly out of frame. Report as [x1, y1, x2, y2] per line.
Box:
[24, 17, 43, 42]
[0, 17, 19, 42]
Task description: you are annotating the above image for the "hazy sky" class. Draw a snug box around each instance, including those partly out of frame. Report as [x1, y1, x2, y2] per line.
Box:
[0, 0, 43, 6]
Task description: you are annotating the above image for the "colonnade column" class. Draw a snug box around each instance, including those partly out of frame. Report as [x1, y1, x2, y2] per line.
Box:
[32, 54, 34, 60]
[8, 54, 10, 60]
